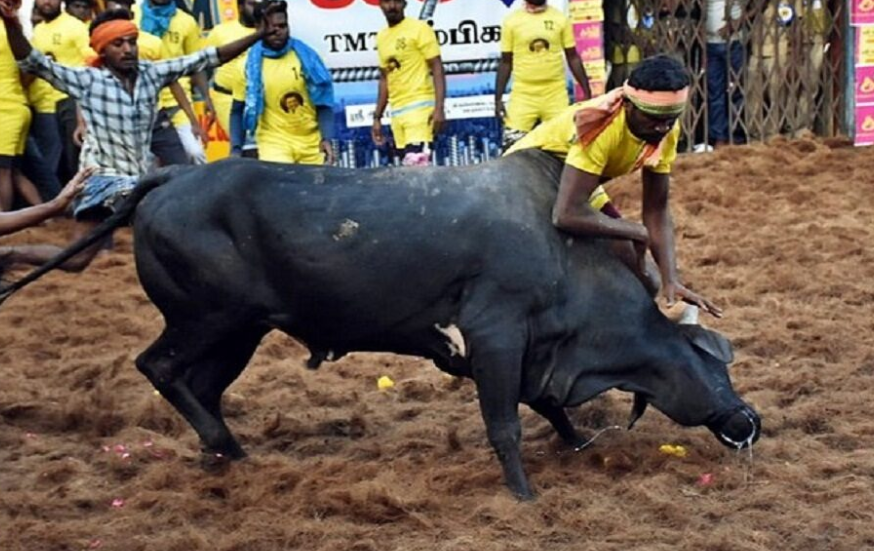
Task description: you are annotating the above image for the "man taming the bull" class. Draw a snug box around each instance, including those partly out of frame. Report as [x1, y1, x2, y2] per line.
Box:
[506, 54, 721, 322]
[0, 0, 275, 272]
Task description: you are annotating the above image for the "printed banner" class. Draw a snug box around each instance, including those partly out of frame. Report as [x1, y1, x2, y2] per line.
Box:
[569, 0, 605, 99]
[852, 0, 874, 27]
[345, 94, 497, 128]
[856, 65, 874, 104]
[854, 103, 874, 146]
[568, 0, 603, 23]
[856, 25, 874, 65]
[290, 0, 567, 70]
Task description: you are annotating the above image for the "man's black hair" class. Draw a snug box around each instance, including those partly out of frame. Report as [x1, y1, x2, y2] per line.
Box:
[627, 54, 690, 92]
[89, 8, 132, 34]
[108, 0, 135, 8]
[257, 0, 287, 19]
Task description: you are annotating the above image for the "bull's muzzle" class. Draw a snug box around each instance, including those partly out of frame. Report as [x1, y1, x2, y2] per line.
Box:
[710, 405, 761, 450]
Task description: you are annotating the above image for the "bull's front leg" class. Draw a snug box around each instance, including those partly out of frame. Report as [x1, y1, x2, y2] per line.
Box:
[471, 345, 533, 500]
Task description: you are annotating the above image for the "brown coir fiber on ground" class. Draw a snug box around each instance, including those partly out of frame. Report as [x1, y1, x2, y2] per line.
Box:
[1, 136, 874, 551]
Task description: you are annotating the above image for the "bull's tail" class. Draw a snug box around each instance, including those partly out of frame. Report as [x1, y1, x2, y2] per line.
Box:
[0, 166, 184, 306]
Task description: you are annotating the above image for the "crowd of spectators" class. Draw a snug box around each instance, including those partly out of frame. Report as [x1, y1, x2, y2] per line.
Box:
[603, 0, 836, 149]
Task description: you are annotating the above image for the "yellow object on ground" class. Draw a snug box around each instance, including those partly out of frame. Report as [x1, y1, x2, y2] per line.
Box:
[377, 376, 395, 391]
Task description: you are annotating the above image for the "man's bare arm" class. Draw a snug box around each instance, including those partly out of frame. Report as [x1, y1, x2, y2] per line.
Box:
[0, 8, 33, 60]
[564, 47, 592, 99]
[494, 52, 513, 120]
[553, 163, 648, 242]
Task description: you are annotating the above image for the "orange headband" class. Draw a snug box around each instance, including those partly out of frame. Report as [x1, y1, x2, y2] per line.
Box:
[89, 20, 139, 55]
[622, 81, 689, 116]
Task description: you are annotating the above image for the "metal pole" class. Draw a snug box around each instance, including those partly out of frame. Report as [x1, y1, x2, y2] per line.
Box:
[845, 7, 855, 139]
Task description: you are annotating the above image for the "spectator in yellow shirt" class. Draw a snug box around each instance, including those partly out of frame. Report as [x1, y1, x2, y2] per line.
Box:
[134, 0, 212, 164]
[228, 0, 335, 165]
[507, 55, 720, 321]
[371, 0, 445, 166]
[205, 0, 257, 138]
[495, 0, 591, 151]
[28, 0, 91, 185]
[0, 21, 42, 211]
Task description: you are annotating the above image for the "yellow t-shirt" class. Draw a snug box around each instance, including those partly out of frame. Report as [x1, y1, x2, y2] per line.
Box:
[28, 12, 92, 113]
[507, 100, 679, 177]
[205, 19, 255, 91]
[231, 50, 319, 143]
[137, 30, 165, 62]
[134, 8, 203, 111]
[0, 23, 26, 107]
[376, 17, 441, 111]
[500, 6, 574, 93]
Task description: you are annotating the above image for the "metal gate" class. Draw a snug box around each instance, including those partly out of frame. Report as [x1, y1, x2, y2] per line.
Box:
[602, 0, 847, 150]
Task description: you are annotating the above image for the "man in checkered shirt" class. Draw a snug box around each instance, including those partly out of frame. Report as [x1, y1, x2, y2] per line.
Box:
[0, 1, 276, 271]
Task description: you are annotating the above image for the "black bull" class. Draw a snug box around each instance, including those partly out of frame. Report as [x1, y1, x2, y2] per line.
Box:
[0, 149, 760, 499]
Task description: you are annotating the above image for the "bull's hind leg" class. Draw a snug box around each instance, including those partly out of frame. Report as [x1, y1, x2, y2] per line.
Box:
[185, 327, 267, 451]
[136, 323, 264, 459]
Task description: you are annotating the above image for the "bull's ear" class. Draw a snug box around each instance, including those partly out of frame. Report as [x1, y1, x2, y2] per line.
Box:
[679, 325, 734, 364]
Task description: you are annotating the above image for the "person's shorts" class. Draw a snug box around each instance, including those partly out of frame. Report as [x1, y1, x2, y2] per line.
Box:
[390, 102, 434, 149]
[73, 174, 138, 222]
[504, 83, 569, 133]
[150, 109, 189, 166]
[0, 102, 32, 168]
[258, 131, 324, 165]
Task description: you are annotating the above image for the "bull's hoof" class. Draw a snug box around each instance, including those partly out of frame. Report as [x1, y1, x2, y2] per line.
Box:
[513, 488, 537, 502]
[199, 449, 245, 474]
[199, 453, 231, 474]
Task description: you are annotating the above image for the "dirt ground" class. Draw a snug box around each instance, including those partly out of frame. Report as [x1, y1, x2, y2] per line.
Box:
[1, 136, 873, 551]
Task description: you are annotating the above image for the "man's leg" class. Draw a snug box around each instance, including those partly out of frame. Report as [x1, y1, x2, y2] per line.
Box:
[290, 133, 329, 166]
[13, 168, 43, 207]
[29, 112, 63, 183]
[728, 41, 746, 144]
[211, 87, 233, 140]
[55, 98, 82, 182]
[21, 137, 63, 201]
[389, 117, 408, 164]
[150, 110, 189, 167]
[536, 83, 571, 126]
[0, 166, 13, 212]
[258, 140, 296, 164]
[503, 91, 540, 152]
[0, 102, 32, 211]
[0, 220, 107, 272]
[706, 43, 730, 146]
[398, 107, 434, 166]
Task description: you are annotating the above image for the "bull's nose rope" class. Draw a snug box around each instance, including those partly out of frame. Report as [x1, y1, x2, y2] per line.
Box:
[573, 425, 623, 452]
